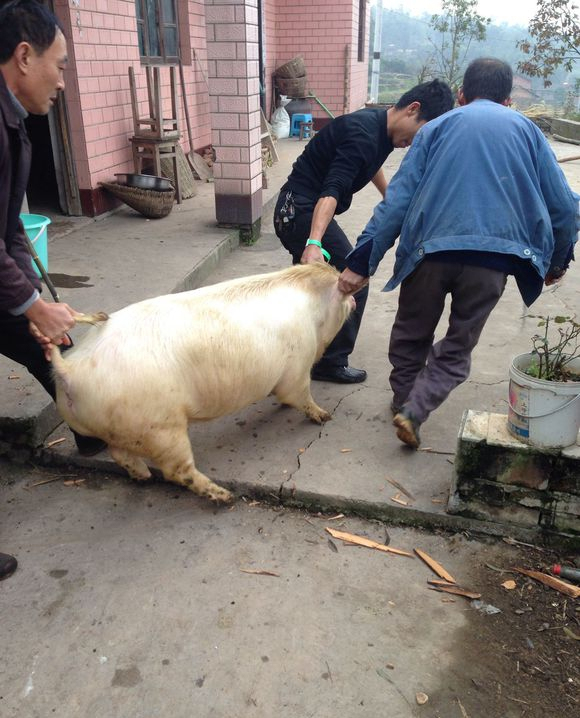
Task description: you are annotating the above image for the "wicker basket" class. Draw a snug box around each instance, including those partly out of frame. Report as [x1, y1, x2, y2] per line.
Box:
[275, 56, 306, 79]
[99, 181, 175, 219]
[275, 76, 308, 98]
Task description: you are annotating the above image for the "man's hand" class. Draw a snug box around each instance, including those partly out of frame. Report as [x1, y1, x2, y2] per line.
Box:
[338, 268, 368, 294]
[545, 269, 567, 286]
[300, 243, 326, 264]
[28, 322, 71, 361]
[25, 298, 77, 345]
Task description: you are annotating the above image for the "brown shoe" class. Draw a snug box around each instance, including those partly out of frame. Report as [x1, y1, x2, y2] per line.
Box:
[393, 408, 421, 449]
[0, 552, 17, 580]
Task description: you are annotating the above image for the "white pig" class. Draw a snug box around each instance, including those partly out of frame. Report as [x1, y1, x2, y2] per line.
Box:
[52, 263, 354, 503]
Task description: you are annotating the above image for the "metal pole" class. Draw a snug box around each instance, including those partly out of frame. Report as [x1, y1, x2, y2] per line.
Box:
[370, 0, 383, 103]
[24, 234, 60, 303]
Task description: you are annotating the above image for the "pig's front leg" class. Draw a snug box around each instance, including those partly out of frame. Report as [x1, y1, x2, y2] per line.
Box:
[274, 374, 332, 424]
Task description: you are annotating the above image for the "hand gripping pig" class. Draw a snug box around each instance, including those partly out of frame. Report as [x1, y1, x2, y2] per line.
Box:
[52, 263, 355, 503]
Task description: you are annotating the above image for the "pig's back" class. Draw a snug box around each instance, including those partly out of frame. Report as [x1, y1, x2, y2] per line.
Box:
[61, 281, 322, 423]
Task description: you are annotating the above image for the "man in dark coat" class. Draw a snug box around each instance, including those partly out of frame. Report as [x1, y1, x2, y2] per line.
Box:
[273, 80, 454, 384]
[0, 0, 105, 581]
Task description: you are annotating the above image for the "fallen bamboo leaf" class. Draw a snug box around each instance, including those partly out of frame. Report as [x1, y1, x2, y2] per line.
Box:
[513, 568, 580, 599]
[415, 692, 429, 705]
[240, 568, 280, 577]
[327, 539, 338, 553]
[63, 479, 85, 487]
[391, 495, 409, 506]
[428, 578, 455, 586]
[326, 513, 345, 521]
[431, 498, 444, 504]
[563, 627, 580, 640]
[8, 375, 20, 380]
[418, 447, 454, 455]
[485, 563, 512, 573]
[339, 448, 352, 453]
[325, 528, 413, 557]
[501, 580, 516, 590]
[385, 477, 416, 501]
[441, 597, 456, 603]
[414, 548, 456, 583]
[429, 585, 481, 600]
[45, 437, 67, 448]
[457, 698, 469, 718]
[503, 537, 547, 552]
[29, 476, 64, 488]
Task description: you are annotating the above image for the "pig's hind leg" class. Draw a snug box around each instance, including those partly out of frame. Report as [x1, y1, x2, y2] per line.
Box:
[274, 371, 332, 424]
[148, 429, 233, 504]
[109, 447, 152, 481]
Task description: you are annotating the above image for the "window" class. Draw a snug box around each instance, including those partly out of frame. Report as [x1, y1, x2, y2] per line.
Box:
[357, 0, 367, 62]
[136, 0, 179, 64]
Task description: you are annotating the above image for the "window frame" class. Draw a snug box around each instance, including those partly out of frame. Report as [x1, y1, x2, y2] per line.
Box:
[357, 0, 367, 63]
[136, 0, 180, 65]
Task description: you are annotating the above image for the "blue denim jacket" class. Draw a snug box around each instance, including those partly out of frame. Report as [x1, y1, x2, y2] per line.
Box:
[348, 100, 579, 304]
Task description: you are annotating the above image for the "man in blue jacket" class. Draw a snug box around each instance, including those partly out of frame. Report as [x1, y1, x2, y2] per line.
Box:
[339, 57, 578, 448]
[274, 80, 454, 384]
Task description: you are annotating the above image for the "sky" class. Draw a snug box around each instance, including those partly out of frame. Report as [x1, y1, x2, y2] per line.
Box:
[372, 0, 536, 28]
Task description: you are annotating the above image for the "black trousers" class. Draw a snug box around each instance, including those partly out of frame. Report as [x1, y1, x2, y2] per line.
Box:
[273, 191, 369, 370]
[0, 311, 56, 399]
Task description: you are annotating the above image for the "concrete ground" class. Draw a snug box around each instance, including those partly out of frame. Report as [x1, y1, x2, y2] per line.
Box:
[1, 460, 578, 718]
[1, 137, 579, 717]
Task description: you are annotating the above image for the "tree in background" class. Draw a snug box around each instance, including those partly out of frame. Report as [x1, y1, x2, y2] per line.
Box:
[428, 0, 490, 89]
[518, 0, 580, 87]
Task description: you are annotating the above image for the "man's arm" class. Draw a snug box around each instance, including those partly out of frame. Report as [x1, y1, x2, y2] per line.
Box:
[300, 196, 338, 264]
[538, 142, 578, 278]
[371, 168, 388, 197]
[338, 133, 430, 292]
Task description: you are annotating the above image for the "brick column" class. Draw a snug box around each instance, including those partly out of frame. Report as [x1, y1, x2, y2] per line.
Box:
[205, 0, 262, 238]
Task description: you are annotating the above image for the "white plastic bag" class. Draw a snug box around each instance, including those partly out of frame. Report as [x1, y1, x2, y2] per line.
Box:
[271, 106, 290, 139]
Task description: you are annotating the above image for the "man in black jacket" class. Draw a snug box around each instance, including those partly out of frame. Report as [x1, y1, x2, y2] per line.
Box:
[274, 80, 453, 383]
[0, 0, 105, 581]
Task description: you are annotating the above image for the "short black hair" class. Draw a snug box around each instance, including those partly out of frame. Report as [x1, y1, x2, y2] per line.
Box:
[462, 58, 513, 104]
[0, 0, 63, 64]
[395, 79, 454, 122]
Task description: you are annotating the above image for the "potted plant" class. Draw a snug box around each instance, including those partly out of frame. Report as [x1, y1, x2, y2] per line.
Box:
[508, 315, 580, 448]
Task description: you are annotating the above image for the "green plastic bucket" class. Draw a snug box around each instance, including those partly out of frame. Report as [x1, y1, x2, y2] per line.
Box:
[20, 213, 51, 278]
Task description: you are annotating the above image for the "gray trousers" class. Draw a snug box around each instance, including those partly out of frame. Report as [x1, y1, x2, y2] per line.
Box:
[389, 259, 507, 424]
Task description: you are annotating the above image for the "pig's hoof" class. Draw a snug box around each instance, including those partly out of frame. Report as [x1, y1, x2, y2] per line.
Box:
[308, 407, 332, 424]
[207, 485, 234, 504]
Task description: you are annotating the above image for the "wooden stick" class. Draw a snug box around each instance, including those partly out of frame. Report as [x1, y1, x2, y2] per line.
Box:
[557, 154, 580, 163]
[414, 548, 456, 583]
[514, 568, 580, 599]
[325, 528, 414, 557]
[429, 585, 481, 600]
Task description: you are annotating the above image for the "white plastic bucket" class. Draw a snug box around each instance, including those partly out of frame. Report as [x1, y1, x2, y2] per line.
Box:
[508, 353, 580, 448]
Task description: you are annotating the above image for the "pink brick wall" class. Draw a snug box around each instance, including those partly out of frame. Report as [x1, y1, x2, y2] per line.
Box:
[54, 0, 212, 193]
[267, 0, 370, 120]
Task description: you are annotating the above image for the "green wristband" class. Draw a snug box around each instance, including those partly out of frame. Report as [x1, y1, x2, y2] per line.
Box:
[306, 239, 331, 262]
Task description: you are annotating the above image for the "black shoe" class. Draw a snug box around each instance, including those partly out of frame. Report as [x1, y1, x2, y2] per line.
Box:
[390, 401, 402, 415]
[0, 552, 17, 580]
[311, 366, 367, 384]
[73, 432, 108, 457]
[393, 407, 421, 449]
